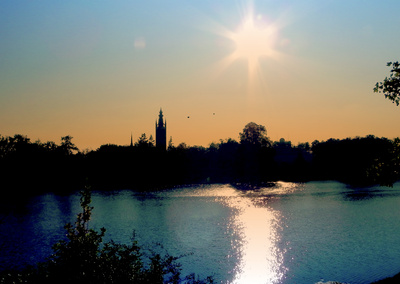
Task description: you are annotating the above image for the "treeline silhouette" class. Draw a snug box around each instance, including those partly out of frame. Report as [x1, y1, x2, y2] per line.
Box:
[1, 123, 399, 194]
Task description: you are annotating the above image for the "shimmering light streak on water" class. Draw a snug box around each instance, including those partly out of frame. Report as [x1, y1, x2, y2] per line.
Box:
[212, 183, 302, 283]
[168, 183, 293, 283]
[231, 206, 282, 283]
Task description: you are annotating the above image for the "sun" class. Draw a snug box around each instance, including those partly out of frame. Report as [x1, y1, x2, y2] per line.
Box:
[227, 13, 280, 78]
[232, 17, 277, 62]
[205, 3, 287, 96]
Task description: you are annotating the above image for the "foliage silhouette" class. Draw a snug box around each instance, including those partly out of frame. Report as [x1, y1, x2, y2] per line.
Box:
[374, 61, 400, 106]
[239, 122, 271, 146]
[0, 134, 85, 193]
[0, 188, 214, 284]
[1, 123, 399, 193]
[311, 136, 398, 186]
[60, 135, 79, 155]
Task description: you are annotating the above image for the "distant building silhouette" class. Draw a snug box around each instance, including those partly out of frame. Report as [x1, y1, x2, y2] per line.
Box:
[156, 108, 167, 150]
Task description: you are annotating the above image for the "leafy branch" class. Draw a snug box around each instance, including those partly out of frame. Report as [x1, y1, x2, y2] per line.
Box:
[374, 61, 400, 106]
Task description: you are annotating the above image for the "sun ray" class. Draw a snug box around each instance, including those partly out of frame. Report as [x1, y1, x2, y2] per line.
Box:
[230, 12, 280, 76]
[209, 4, 285, 99]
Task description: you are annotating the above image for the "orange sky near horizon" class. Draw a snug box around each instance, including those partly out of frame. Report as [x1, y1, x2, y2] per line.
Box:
[1, 0, 399, 150]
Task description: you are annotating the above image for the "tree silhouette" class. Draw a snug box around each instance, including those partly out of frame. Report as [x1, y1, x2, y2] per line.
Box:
[237, 123, 274, 183]
[239, 122, 271, 146]
[60, 136, 79, 155]
[135, 133, 155, 148]
[374, 61, 400, 106]
[1, 125, 399, 191]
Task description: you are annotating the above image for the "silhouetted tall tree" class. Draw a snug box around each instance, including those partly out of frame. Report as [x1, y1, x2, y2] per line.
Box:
[239, 122, 271, 146]
[237, 123, 274, 183]
[60, 136, 78, 155]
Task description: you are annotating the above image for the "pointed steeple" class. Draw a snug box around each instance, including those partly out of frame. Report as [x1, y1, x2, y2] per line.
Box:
[156, 108, 167, 150]
[130, 132, 133, 147]
[157, 108, 164, 128]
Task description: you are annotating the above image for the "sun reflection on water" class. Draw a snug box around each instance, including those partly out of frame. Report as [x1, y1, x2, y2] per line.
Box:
[168, 182, 304, 283]
[216, 183, 293, 284]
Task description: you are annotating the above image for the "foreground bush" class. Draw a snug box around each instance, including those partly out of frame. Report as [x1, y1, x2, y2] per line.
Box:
[0, 188, 214, 284]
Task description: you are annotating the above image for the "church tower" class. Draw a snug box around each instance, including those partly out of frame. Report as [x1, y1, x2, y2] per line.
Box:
[155, 108, 167, 150]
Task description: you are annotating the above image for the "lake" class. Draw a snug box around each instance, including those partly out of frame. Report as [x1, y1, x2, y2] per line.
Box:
[1, 181, 400, 283]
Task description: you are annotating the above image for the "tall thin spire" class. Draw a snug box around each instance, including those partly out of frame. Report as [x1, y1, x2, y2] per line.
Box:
[157, 108, 164, 128]
[156, 108, 167, 150]
[130, 132, 133, 147]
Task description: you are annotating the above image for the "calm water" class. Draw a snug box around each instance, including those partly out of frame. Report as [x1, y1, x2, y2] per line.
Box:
[1, 181, 400, 283]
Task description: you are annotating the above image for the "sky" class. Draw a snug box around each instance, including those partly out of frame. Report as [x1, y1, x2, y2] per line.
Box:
[1, 0, 400, 150]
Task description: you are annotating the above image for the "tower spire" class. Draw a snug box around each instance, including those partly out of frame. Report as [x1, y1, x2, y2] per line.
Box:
[156, 108, 167, 150]
[130, 132, 133, 147]
[158, 108, 164, 127]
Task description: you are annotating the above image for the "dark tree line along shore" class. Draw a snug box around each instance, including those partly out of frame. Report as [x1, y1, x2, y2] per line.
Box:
[1, 122, 399, 194]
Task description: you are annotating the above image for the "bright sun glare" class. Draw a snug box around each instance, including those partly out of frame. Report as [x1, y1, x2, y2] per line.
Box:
[214, 7, 283, 91]
[229, 15, 279, 74]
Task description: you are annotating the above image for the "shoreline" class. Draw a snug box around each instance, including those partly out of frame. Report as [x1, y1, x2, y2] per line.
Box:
[372, 272, 400, 284]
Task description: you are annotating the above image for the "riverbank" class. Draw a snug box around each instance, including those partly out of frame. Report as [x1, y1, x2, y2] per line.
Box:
[372, 272, 400, 283]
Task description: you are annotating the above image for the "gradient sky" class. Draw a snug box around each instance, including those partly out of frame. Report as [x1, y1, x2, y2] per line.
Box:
[1, 0, 399, 150]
